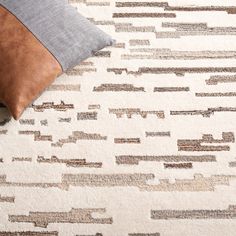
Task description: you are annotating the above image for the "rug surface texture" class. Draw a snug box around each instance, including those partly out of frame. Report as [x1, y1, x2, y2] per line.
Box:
[1, 0, 236, 235]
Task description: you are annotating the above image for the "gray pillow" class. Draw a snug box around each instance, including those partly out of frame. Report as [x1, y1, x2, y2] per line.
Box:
[0, 0, 114, 120]
[0, 0, 114, 70]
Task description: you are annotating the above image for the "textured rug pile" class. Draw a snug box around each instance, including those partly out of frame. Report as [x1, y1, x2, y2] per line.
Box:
[1, 0, 236, 235]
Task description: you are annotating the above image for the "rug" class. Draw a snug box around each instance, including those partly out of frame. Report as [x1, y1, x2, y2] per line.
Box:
[1, 0, 236, 235]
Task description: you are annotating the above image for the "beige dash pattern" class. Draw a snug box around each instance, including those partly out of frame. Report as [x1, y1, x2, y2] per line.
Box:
[1, 0, 236, 235]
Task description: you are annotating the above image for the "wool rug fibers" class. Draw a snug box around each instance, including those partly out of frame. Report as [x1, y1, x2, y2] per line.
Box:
[1, 0, 236, 235]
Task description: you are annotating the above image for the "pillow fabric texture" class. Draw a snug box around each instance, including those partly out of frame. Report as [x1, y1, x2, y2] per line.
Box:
[0, 0, 114, 120]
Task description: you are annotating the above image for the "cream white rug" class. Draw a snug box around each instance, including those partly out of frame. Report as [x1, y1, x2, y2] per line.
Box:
[1, 0, 236, 235]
